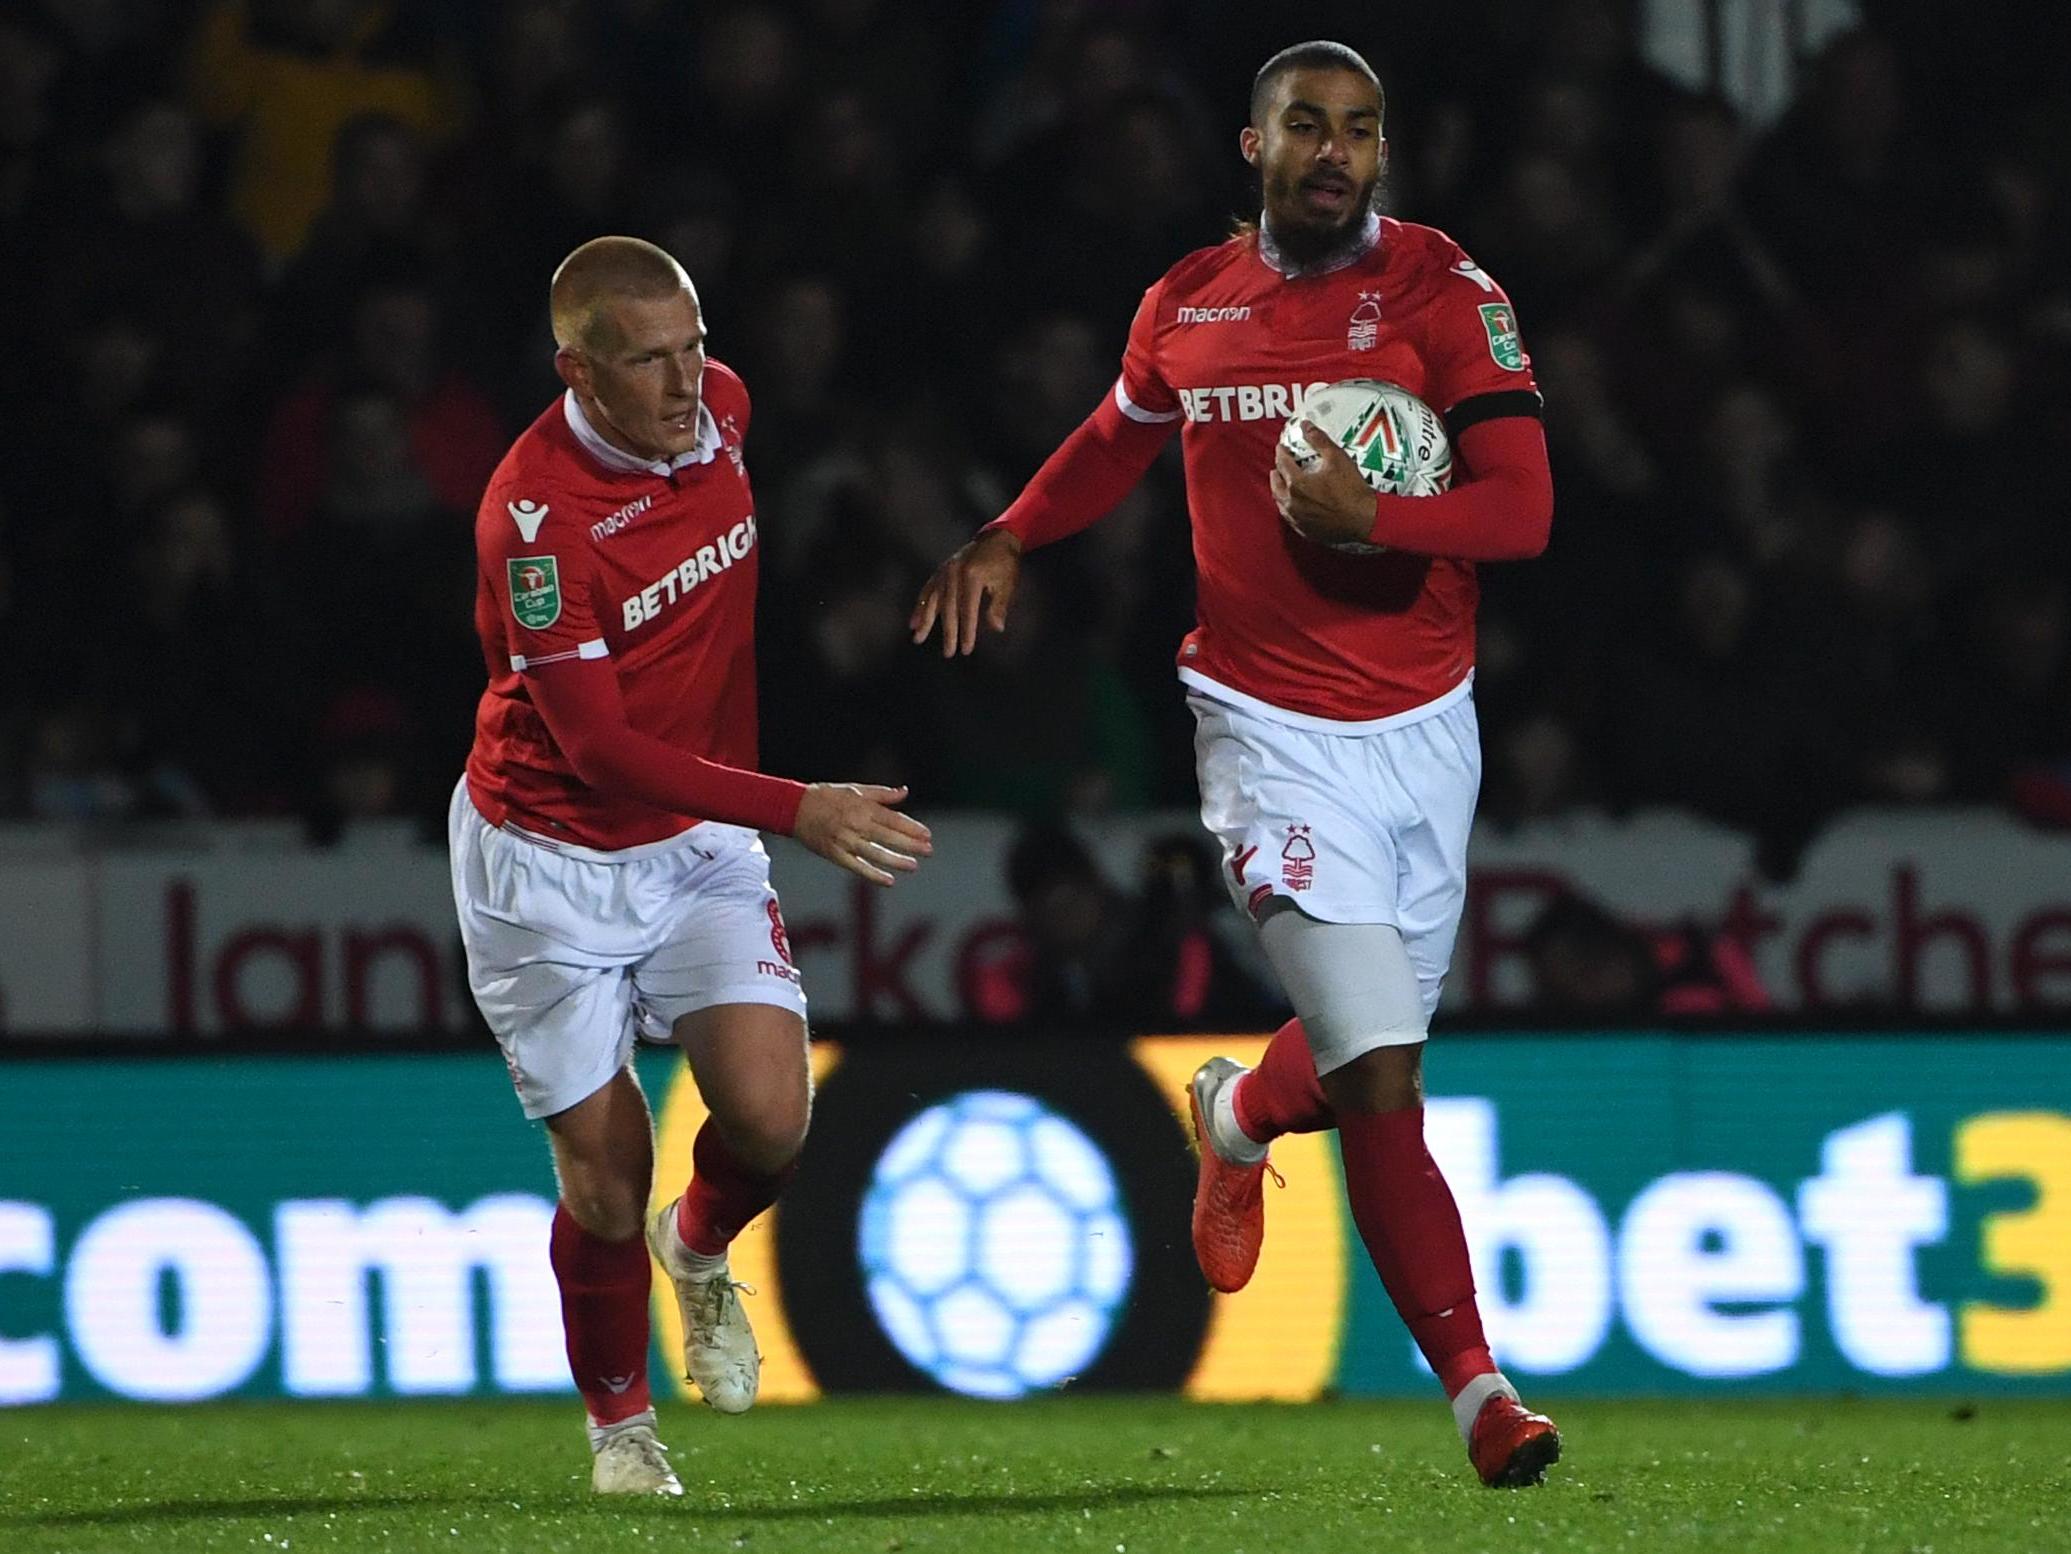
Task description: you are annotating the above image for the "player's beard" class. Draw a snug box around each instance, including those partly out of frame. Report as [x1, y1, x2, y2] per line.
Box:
[1262, 166, 1380, 270]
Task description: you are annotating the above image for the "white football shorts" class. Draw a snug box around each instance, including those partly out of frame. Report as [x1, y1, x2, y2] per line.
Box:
[1189, 679, 1480, 1033]
[448, 779, 808, 1120]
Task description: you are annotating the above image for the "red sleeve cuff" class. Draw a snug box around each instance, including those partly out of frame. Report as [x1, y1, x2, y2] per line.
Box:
[759, 777, 808, 836]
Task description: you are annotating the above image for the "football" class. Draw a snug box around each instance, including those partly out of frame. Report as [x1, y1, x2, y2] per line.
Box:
[1279, 379, 1452, 554]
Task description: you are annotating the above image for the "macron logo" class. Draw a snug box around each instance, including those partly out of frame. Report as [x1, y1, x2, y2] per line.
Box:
[591, 493, 655, 542]
[507, 499, 549, 543]
[1175, 305, 1251, 324]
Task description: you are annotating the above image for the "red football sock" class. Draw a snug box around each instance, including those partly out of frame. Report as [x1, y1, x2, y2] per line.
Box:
[1336, 1107, 1497, 1398]
[1232, 1018, 1335, 1143]
[548, 1203, 652, 1427]
[675, 1119, 798, 1257]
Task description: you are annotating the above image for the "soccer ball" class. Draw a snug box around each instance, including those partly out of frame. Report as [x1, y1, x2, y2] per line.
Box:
[857, 1090, 1134, 1399]
[1279, 379, 1452, 553]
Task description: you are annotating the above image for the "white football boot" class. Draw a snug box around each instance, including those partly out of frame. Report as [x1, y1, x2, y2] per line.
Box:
[647, 1198, 760, 1414]
[589, 1415, 683, 1497]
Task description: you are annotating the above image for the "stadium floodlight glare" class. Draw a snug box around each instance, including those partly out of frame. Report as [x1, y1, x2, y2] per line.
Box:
[858, 1090, 1133, 1399]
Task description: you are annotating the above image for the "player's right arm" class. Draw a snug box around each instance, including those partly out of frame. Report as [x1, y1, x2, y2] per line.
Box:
[523, 660, 931, 885]
[483, 500, 929, 884]
[910, 280, 1181, 656]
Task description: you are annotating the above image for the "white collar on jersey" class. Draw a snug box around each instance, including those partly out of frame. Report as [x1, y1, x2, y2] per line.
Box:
[1257, 207, 1383, 278]
[561, 388, 722, 477]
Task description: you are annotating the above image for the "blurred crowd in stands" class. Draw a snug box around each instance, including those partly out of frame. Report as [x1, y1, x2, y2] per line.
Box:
[3, 0, 2068, 879]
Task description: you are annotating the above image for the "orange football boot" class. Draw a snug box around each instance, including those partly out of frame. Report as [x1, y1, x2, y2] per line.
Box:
[1467, 1393, 1562, 1487]
[1187, 1058, 1282, 1293]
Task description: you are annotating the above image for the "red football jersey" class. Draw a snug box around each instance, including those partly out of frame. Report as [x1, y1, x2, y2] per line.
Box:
[465, 362, 764, 852]
[1120, 217, 1540, 725]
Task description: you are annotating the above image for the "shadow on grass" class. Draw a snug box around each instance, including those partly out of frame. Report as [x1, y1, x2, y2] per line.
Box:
[5, 1482, 1257, 1530]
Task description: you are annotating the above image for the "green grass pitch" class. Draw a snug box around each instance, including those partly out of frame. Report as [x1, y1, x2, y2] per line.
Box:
[3, 1397, 2066, 1554]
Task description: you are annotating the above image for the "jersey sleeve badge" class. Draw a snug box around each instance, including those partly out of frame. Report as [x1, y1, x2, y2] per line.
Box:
[508, 556, 563, 629]
[1478, 303, 1525, 371]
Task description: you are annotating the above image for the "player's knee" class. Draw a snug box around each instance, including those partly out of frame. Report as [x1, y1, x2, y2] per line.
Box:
[720, 1091, 810, 1176]
[1320, 1042, 1424, 1115]
[558, 1178, 648, 1243]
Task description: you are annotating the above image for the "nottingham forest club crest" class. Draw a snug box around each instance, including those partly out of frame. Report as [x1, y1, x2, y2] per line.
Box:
[507, 556, 562, 629]
[1479, 303, 1524, 370]
[1281, 823, 1316, 892]
[1347, 291, 1382, 351]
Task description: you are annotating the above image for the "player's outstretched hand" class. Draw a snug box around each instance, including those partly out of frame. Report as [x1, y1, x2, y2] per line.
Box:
[794, 783, 933, 887]
[910, 529, 1022, 657]
[1272, 420, 1378, 548]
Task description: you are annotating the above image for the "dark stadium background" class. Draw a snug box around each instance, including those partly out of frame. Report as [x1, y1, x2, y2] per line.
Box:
[0, 0, 2062, 827]
[2, 0, 2065, 1031]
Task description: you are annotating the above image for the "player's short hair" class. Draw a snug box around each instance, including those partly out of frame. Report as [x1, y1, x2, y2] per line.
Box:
[1249, 40, 1383, 127]
[550, 235, 695, 353]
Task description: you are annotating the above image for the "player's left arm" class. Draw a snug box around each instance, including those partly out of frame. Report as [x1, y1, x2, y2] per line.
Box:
[1273, 412, 1551, 559]
[1274, 253, 1554, 560]
[1375, 252, 1551, 559]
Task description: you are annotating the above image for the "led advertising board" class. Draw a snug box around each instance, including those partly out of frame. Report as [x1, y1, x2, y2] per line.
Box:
[1, 1035, 2065, 1405]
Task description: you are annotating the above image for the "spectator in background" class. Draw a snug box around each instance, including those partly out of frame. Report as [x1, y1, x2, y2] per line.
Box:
[107, 488, 294, 816]
[111, 410, 202, 528]
[734, 275, 856, 504]
[187, 0, 461, 265]
[1860, 317, 2040, 574]
[257, 276, 503, 542]
[761, 520, 940, 797]
[1743, 29, 1923, 312]
[1524, 889, 1772, 1017]
[802, 0, 959, 162]
[1612, 552, 1837, 865]
[1481, 711, 1597, 827]
[272, 112, 450, 369]
[308, 684, 412, 837]
[641, 169, 743, 319]
[482, 94, 640, 412]
[911, 567, 1133, 813]
[466, 0, 597, 139]
[19, 311, 173, 576]
[873, 176, 999, 401]
[1522, 891, 1662, 1018]
[1689, 381, 1831, 577]
[687, 3, 800, 163]
[20, 0, 179, 145]
[275, 384, 474, 731]
[40, 99, 262, 411]
[987, 822, 1134, 1023]
[976, 310, 1115, 482]
[750, 89, 907, 293]
[20, 702, 139, 823]
[1810, 510, 1959, 808]
[0, 21, 61, 254]
[1000, 89, 1224, 335]
[1467, 151, 1625, 326]
[1955, 574, 2071, 825]
[1116, 832, 1289, 1029]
